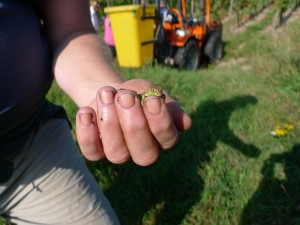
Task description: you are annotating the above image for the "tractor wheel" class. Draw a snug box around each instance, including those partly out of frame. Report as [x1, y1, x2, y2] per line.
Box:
[174, 39, 200, 71]
[204, 31, 223, 64]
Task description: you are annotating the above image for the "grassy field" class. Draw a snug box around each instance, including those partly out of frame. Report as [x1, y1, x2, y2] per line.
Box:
[2, 11, 299, 225]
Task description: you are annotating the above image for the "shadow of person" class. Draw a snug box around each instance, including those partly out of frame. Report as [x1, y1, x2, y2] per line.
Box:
[88, 95, 260, 225]
[241, 144, 300, 225]
[192, 95, 260, 158]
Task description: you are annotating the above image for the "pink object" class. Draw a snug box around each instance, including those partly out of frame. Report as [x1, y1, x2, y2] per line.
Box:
[103, 17, 115, 46]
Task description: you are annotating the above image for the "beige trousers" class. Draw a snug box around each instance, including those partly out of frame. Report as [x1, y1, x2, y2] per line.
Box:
[0, 119, 119, 225]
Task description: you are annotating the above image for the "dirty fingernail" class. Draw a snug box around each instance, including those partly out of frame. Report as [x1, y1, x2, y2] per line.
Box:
[144, 97, 162, 115]
[117, 93, 136, 108]
[99, 91, 115, 105]
[80, 113, 94, 126]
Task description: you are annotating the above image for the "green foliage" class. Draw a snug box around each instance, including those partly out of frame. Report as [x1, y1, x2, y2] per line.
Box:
[246, 10, 273, 31]
[103, 0, 298, 19]
[274, 0, 290, 11]
[104, 0, 133, 7]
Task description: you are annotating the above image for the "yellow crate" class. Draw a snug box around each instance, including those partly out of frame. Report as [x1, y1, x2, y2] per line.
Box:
[105, 5, 156, 67]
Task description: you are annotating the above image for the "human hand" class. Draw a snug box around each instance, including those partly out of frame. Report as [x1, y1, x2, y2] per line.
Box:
[75, 79, 192, 166]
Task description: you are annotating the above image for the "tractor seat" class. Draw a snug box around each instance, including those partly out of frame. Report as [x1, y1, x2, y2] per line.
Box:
[184, 17, 205, 26]
[165, 11, 179, 24]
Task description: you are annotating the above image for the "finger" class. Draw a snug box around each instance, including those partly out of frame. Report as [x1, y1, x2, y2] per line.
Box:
[142, 96, 179, 150]
[96, 86, 130, 164]
[115, 89, 159, 166]
[166, 96, 192, 131]
[76, 107, 105, 161]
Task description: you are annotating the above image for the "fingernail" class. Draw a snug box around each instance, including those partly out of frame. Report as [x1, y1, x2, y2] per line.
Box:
[80, 113, 93, 126]
[144, 97, 162, 115]
[117, 93, 136, 108]
[99, 90, 115, 105]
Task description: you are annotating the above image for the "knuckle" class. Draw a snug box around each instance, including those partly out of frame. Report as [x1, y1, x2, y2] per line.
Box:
[152, 124, 179, 150]
[125, 119, 148, 135]
[151, 121, 174, 136]
[132, 151, 159, 166]
[161, 134, 179, 150]
[105, 147, 130, 164]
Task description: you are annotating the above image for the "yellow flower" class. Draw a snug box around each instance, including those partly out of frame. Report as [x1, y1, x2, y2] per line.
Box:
[271, 123, 295, 137]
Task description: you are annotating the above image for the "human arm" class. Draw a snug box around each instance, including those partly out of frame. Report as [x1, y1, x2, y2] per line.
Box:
[42, 0, 192, 166]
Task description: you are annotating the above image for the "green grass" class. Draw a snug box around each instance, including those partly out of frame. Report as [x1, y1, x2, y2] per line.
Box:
[2, 17, 300, 225]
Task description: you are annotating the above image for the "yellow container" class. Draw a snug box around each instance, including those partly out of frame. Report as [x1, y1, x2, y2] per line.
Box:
[104, 5, 156, 67]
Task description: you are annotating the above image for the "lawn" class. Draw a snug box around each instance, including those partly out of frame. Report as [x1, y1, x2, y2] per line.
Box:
[48, 16, 300, 225]
[2, 12, 300, 225]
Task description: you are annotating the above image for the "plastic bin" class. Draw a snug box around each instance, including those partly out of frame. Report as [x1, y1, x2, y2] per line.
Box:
[104, 5, 156, 67]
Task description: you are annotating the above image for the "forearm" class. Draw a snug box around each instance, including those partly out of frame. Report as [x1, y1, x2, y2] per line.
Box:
[53, 32, 124, 108]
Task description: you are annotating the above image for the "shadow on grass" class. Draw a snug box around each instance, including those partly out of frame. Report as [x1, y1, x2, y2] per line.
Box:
[89, 95, 260, 225]
[241, 143, 300, 225]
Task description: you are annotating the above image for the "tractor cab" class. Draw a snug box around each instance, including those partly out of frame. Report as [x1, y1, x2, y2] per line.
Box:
[155, 0, 223, 70]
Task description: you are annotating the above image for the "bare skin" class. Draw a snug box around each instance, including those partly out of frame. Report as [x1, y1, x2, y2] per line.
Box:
[41, 0, 192, 166]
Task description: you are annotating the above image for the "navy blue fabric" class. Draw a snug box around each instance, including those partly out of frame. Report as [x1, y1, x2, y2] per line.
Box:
[0, 1, 68, 157]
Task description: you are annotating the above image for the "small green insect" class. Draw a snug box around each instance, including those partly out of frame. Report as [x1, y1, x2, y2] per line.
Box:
[139, 84, 166, 106]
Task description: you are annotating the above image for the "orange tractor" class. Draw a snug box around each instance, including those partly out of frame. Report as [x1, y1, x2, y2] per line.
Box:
[154, 0, 223, 70]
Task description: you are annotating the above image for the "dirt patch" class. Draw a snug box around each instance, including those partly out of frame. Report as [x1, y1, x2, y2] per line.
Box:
[222, 5, 300, 34]
[219, 5, 299, 69]
[233, 7, 273, 33]
[262, 6, 300, 34]
[222, 5, 273, 34]
[219, 56, 248, 68]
